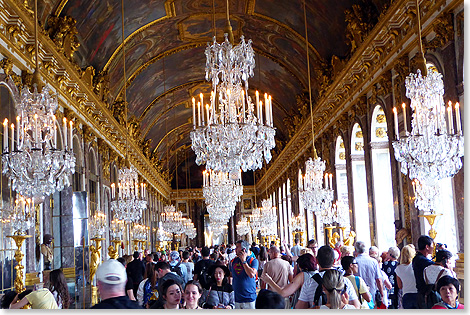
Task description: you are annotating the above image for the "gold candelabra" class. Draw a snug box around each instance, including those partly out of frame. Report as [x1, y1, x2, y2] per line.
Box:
[324, 226, 335, 248]
[132, 239, 140, 251]
[108, 239, 121, 259]
[7, 233, 32, 293]
[418, 213, 442, 240]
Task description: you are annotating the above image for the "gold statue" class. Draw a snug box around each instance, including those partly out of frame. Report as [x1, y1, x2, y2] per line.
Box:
[343, 230, 356, 246]
[330, 232, 340, 248]
[89, 243, 101, 283]
[108, 244, 118, 259]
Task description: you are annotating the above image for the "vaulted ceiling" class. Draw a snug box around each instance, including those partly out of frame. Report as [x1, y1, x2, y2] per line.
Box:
[34, 0, 390, 188]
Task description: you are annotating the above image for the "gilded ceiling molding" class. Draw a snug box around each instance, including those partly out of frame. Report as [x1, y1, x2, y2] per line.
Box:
[255, 0, 460, 194]
[423, 12, 454, 49]
[0, 0, 171, 197]
[153, 122, 192, 155]
[102, 15, 171, 72]
[53, 0, 68, 16]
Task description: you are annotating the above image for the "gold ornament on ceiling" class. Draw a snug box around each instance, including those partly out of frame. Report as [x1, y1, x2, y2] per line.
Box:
[355, 142, 364, 151]
[375, 127, 386, 138]
[376, 114, 386, 123]
[355, 130, 363, 138]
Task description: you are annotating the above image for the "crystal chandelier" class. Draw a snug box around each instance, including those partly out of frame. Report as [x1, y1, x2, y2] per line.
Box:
[190, 30, 275, 178]
[132, 223, 148, 240]
[298, 2, 334, 216]
[321, 203, 336, 226]
[90, 211, 107, 238]
[236, 215, 251, 236]
[290, 212, 306, 232]
[2, 80, 75, 199]
[156, 222, 173, 242]
[203, 169, 243, 225]
[2, 0, 75, 199]
[110, 218, 125, 239]
[161, 204, 184, 234]
[391, 0, 463, 213]
[250, 198, 277, 237]
[2, 195, 35, 235]
[331, 200, 350, 227]
[110, 165, 147, 223]
[299, 157, 334, 214]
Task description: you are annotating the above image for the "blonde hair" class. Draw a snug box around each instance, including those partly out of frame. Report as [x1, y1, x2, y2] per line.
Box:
[322, 269, 345, 309]
[340, 245, 354, 257]
[300, 248, 313, 256]
[400, 245, 416, 265]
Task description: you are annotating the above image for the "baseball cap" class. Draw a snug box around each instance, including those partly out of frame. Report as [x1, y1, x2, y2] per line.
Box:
[96, 259, 127, 284]
[170, 251, 180, 261]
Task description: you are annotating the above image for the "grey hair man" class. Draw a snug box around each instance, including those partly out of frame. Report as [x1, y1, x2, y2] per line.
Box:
[355, 241, 385, 308]
[92, 259, 143, 309]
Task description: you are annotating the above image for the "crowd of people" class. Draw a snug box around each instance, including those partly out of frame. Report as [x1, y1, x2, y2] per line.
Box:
[1, 235, 463, 309]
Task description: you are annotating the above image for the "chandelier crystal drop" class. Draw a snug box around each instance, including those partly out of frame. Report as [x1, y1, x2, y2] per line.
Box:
[2, 195, 35, 235]
[110, 218, 125, 239]
[203, 169, 243, 224]
[191, 34, 276, 178]
[110, 165, 147, 223]
[2, 85, 76, 199]
[392, 69, 464, 212]
[299, 157, 334, 214]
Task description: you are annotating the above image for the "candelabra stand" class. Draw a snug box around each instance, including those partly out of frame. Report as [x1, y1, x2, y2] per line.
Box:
[324, 226, 335, 248]
[7, 234, 32, 293]
[338, 226, 348, 241]
[90, 237, 104, 307]
[132, 239, 140, 251]
[108, 239, 121, 259]
[418, 213, 442, 240]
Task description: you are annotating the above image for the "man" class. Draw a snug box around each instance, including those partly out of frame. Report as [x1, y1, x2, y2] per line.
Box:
[354, 241, 385, 307]
[306, 239, 318, 257]
[169, 251, 187, 286]
[296, 245, 360, 309]
[126, 251, 145, 297]
[412, 235, 435, 308]
[290, 238, 303, 261]
[92, 259, 142, 308]
[369, 246, 380, 260]
[41, 234, 54, 270]
[149, 261, 184, 309]
[181, 250, 194, 282]
[261, 246, 293, 308]
[230, 240, 259, 309]
[193, 246, 214, 290]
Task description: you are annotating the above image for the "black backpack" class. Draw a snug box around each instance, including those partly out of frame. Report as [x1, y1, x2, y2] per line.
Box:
[199, 263, 212, 290]
[422, 269, 445, 308]
[312, 273, 328, 306]
[171, 261, 184, 279]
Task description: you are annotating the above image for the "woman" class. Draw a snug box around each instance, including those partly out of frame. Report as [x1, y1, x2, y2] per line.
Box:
[432, 276, 464, 309]
[258, 246, 268, 276]
[260, 253, 316, 308]
[382, 247, 400, 309]
[341, 256, 371, 309]
[137, 262, 154, 306]
[9, 288, 58, 309]
[143, 263, 158, 308]
[317, 269, 356, 309]
[160, 279, 182, 309]
[424, 249, 456, 285]
[183, 280, 203, 309]
[49, 269, 70, 309]
[395, 244, 418, 309]
[203, 262, 234, 309]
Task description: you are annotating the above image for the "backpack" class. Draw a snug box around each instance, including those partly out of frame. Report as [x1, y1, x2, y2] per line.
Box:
[312, 273, 328, 306]
[423, 268, 445, 308]
[171, 261, 184, 281]
[199, 262, 212, 290]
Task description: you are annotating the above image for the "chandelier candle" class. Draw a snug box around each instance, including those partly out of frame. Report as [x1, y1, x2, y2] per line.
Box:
[447, 101, 454, 134]
[455, 102, 461, 134]
[3, 119, 7, 152]
[393, 107, 399, 140]
[402, 103, 407, 134]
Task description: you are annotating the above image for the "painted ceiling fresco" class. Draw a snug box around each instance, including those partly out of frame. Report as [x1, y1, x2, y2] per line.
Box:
[46, 0, 391, 187]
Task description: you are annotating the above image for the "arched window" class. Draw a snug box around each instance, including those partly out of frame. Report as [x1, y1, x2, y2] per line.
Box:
[335, 136, 348, 202]
[370, 105, 396, 249]
[351, 123, 371, 247]
[88, 148, 98, 216]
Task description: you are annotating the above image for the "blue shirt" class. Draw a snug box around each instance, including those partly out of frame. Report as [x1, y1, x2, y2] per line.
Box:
[229, 254, 259, 303]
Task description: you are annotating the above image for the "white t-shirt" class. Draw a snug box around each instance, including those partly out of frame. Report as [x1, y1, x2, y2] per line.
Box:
[298, 269, 358, 307]
[424, 265, 455, 284]
[395, 264, 417, 295]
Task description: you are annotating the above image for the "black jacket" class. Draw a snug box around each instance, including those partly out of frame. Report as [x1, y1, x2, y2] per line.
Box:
[91, 296, 143, 309]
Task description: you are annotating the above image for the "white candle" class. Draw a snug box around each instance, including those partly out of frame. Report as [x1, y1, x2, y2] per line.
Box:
[10, 123, 14, 151]
[324, 173, 328, 189]
[69, 120, 73, 150]
[402, 103, 407, 134]
[3, 118, 8, 152]
[200, 93, 204, 113]
[329, 174, 333, 190]
[34, 114, 39, 144]
[298, 171, 303, 190]
[52, 115, 57, 148]
[447, 103, 454, 134]
[16, 116, 19, 150]
[206, 104, 210, 125]
[111, 183, 115, 199]
[197, 102, 201, 126]
[264, 93, 268, 125]
[393, 107, 399, 140]
[455, 102, 461, 134]
[192, 97, 196, 129]
[259, 101, 263, 125]
[63, 117, 67, 149]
